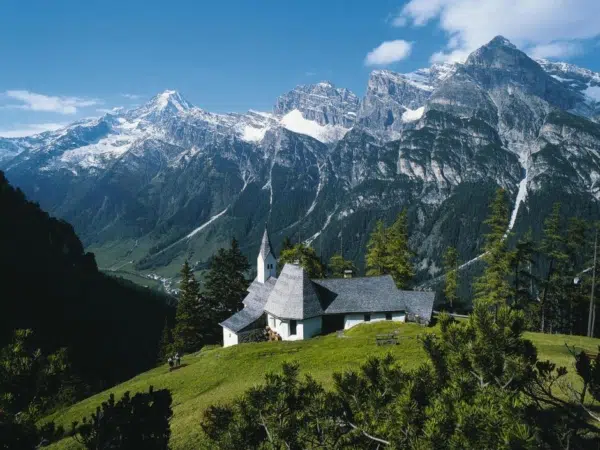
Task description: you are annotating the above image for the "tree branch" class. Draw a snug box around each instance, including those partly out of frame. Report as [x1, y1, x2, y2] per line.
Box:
[346, 421, 390, 446]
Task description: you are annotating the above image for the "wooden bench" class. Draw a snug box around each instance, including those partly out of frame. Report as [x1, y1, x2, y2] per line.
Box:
[376, 333, 398, 346]
[582, 351, 598, 360]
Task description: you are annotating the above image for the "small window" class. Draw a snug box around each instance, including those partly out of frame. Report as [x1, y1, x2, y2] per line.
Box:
[385, 312, 393, 321]
[364, 314, 371, 322]
[290, 320, 297, 335]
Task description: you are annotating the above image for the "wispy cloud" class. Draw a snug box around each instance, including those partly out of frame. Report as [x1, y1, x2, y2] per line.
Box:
[121, 93, 142, 100]
[0, 122, 67, 138]
[529, 42, 584, 59]
[2, 90, 100, 114]
[96, 106, 125, 114]
[365, 40, 413, 66]
[393, 0, 600, 63]
[305, 71, 316, 77]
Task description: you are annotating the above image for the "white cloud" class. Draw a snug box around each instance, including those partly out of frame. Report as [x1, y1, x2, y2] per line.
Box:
[394, 0, 600, 63]
[3, 90, 99, 114]
[121, 93, 142, 100]
[365, 40, 413, 66]
[0, 122, 66, 138]
[529, 41, 584, 59]
[96, 106, 125, 114]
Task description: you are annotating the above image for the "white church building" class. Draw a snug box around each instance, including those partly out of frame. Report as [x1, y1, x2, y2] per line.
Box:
[220, 229, 435, 347]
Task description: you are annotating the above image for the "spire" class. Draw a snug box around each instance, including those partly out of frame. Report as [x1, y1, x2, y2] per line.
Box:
[257, 226, 277, 284]
[259, 227, 276, 260]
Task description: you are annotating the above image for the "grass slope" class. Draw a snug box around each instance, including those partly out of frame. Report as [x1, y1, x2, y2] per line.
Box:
[46, 322, 600, 450]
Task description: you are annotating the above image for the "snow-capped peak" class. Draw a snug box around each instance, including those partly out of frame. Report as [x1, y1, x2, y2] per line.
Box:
[150, 90, 192, 112]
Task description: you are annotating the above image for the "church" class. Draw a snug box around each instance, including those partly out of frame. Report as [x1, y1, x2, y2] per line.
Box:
[220, 229, 435, 347]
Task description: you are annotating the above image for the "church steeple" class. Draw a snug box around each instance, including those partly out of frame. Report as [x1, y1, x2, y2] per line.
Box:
[257, 227, 277, 283]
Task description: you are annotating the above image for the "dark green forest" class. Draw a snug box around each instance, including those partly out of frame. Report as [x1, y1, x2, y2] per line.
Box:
[0, 170, 173, 398]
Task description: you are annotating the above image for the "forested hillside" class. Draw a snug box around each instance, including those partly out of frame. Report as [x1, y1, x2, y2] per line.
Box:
[0, 170, 173, 394]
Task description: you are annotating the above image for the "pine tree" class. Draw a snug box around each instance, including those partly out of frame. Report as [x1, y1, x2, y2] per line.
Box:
[172, 261, 204, 354]
[366, 220, 389, 277]
[474, 188, 512, 308]
[539, 203, 568, 333]
[157, 319, 172, 364]
[565, 218, 588, 334]
[204, 238, 250, 320]
[443, 247, 459, 310]
[386, 210, 415, 288]
[509, 230, 536, 308]
[328, 254, 356, 278]
[279, 244, 325, 278]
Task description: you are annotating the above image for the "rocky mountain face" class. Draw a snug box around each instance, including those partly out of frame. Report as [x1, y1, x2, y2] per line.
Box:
[3, 36, 600, 294]
[273, 81, 359, 127]
[356, 63, 455, 138]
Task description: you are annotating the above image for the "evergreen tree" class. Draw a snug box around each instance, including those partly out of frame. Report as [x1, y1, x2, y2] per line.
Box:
[279, 244, 325, 278]
[204, 238, 250, 319]
[172, 261, 204, 353]
[386, 210, 415, 288]
[539, 203, 568, 333]
[328, 253, 356, 278]
[280, 236, 293, 252]
[156, 319, 172, 364]
[510, 231, 536, 306]
[203, 299, 600, 448]
[443, 246, 459, 310]
[565, 218, 588, 334]
[366, 220, 389, 277]
[474, 188, 512, 308]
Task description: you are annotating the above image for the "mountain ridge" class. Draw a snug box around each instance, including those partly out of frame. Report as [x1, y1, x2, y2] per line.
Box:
[3, 36, 600, 295]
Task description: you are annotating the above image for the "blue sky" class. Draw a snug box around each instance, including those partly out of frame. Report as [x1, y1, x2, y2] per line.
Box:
[1, 0, 600, 137]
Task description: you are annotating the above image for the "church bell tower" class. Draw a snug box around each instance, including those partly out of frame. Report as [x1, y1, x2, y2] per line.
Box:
[257, 227, 277, 283]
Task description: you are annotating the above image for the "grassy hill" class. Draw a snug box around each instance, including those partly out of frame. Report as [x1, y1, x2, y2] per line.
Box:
[45, 322, 600, 450]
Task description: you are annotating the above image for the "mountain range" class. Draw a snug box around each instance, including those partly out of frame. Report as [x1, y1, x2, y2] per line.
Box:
[2, 36, 600, 292]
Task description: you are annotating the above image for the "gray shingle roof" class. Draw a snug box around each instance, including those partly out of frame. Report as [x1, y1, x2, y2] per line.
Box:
[312, 275, 407, 314]
[258, 228, 276, 260]
[221, 267, 436, 333]
[403, 290, 435, 322]
[220, 278, 276, 333]
[263, 263, 323, 320]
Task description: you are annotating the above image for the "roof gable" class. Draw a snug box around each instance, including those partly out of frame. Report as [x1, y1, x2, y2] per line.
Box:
[220, 277, 276, 333]
[264, 264, 323, 320]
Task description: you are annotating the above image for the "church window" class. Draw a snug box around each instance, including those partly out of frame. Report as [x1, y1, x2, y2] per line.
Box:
[364, 314, 371, 322]
[385, 312, 392, 321]
[290, 320, 297, 335]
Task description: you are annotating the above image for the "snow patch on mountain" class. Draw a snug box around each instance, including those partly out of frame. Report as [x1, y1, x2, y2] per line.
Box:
[241, 124, 269, 142]
[402, 106, 425, 122]
[280, 110, 349, 143]
[186, 207, 229, 238]
[585, 85, 600, 102]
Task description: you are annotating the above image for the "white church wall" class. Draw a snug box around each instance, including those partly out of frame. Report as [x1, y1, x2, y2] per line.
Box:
[392, 312, 406, 322]
[371, 313, 386, 323]
[267, 313, 289, 339]
[301, 316, 322, 339]
[223, 327, 238, 347]
[344, 311, 406, 330]
[344, 314, 365, 330]
[257, 253, 277, 283]
[266, 313, 322, 341]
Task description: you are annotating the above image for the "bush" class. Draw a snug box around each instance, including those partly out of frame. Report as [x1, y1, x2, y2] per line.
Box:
[72, 386, 172, 450]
